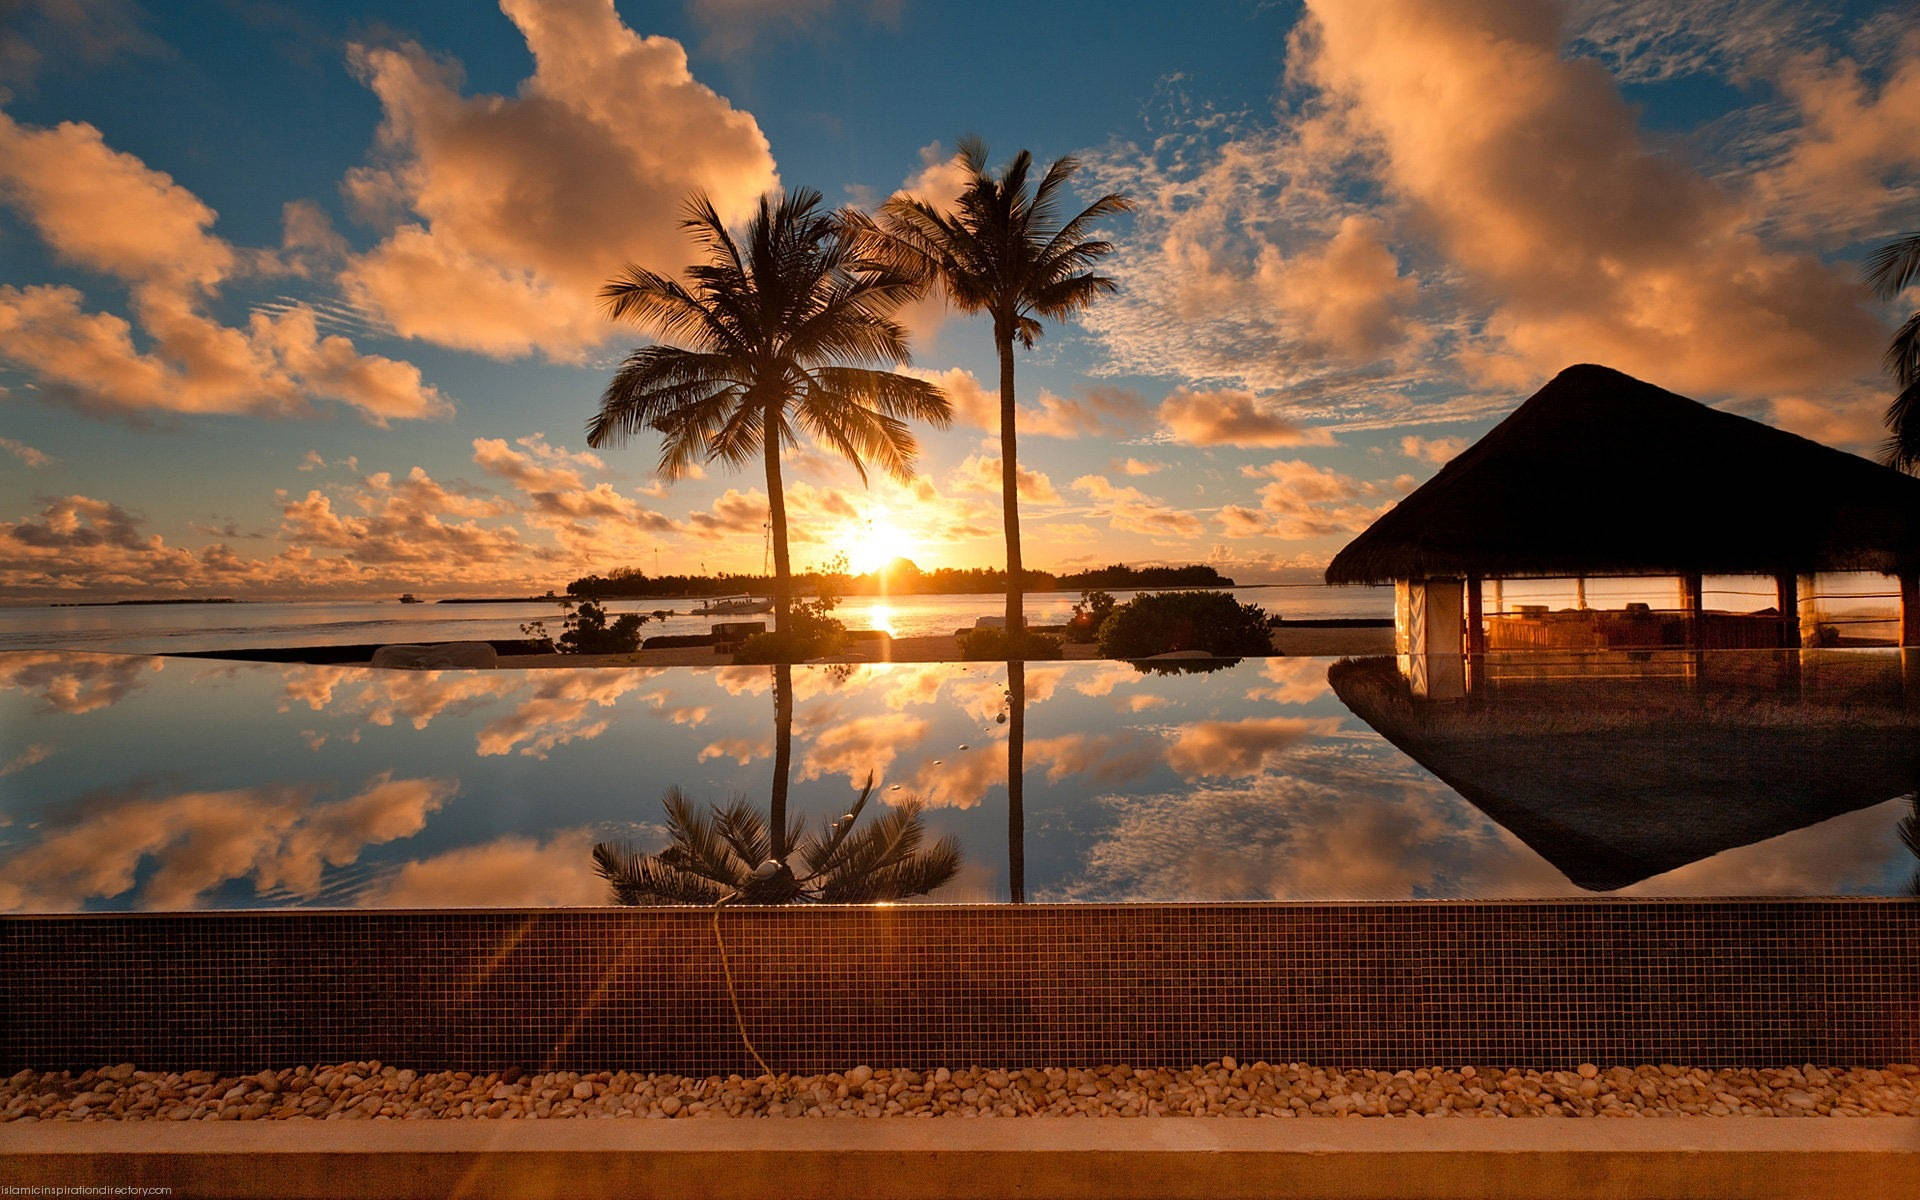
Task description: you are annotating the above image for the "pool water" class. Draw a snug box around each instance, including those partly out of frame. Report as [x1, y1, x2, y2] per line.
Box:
[0, 649, 1913, 911]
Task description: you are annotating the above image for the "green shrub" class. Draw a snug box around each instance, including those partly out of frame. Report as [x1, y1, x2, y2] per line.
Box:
[958, 627, 1064, 661]
[1064, 589, 1116, 643]
[521, 599, 650, 655]
[732, 596, 846, 663]
[1095, 591, 1274, 659]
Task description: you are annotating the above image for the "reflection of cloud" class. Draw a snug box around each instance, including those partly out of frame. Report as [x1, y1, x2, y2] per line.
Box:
[1070, 664, 1142, 698]
[697, 735, 770, 765]
[0, 651, 162, 714]
[1621, 798, 1915, 898]
[0, 773, 455, 911]
[1024, 732, 1165, 786]
[281, 664, 519, 731]
[1049, 760, 1566, 903]
[359, 828, 607, 908]
[905, 740, 1005, 811]
[1246, 658, 1329, 706]
[799, 713, 931, 787]
[1164, 716, 1344, 778]
[480, 673, 646, 758]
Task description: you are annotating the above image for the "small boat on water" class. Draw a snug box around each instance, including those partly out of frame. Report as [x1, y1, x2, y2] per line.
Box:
[398, 593, 422, 604]
[695, 594, 772, 615]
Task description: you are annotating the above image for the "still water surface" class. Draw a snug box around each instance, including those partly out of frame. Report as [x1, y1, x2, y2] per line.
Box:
[0, 650, 1912, 911]
[0, 586, 1392, 656]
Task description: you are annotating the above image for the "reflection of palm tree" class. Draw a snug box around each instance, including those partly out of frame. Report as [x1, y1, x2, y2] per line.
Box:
[1864, 232, 1920, 472]
[594, 776, 960, 905]
[589, 189, 952, 632]
[1007, 659, 1026, 904]
[855, 142, 1130, 635]
[771, 663, 793, 859]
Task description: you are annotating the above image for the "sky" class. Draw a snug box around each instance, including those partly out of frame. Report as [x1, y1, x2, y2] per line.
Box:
[0, 0, 1916, 600]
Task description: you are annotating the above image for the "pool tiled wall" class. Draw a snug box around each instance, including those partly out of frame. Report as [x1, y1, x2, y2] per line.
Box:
[4, 902, 1915, 1071]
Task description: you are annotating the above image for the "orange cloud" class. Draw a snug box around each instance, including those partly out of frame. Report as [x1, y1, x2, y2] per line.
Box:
[338, 0, 777, 361]
[1300, 0, 1884, 399]
[1159, 387, 1338, 447]
[1070, 474, 1204, 539]
[0, 112, 449, 425]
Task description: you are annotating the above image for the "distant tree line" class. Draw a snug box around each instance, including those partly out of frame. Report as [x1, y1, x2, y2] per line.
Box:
[564, 560, 1233, 599]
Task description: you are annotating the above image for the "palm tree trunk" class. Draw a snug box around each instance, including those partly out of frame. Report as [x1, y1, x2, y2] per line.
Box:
[1006, 658, 1025, 903]
[771, 662, 793, 862]
[997, 328, 1023, 634]
[763, 400, 792, 634]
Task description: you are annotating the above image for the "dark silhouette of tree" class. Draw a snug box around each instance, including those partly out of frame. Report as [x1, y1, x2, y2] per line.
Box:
[589, 189, 951, 633]
[593, 775, 960, 906]
[1864, 232, 1920, 472]
[852, 141, 1129, 638]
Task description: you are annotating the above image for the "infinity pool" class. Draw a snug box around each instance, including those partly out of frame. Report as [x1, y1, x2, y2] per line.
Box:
[0, 649, 1913, 910]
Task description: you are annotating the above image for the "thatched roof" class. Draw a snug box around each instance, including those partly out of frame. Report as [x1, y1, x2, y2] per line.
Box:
[1325, 364, 1920, 584]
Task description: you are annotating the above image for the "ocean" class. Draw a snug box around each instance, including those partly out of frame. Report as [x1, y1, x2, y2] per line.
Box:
[0, 584, 1394, 656]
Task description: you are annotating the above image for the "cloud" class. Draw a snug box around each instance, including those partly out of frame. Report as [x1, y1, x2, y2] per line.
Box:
[1399, 435, 1468, 464]
[1022, 386, 1153, 439]
[0, 0, 165, 89]
[337, 0, 778, 361]
[1118, 458, 1162, 476]
[0, 743, 54, 777]
[1748, 30, 1920, 240]
[0, 111, 450, 425]
[954, 454, 1062, 507]
[1158, 387, 1339, 447]
[1298, 0, 1886, 400]
[0, 437, 51, 468]
[1235, 459, 1414, 540]
[1070, 474, 1204, 539]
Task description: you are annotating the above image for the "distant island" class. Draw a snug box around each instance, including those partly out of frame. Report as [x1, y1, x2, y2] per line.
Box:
[564, 561, 1234, 600]
[51, 597, 242, 607]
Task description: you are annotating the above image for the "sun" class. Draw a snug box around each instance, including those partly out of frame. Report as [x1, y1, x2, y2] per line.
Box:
[842, 517, 921, 575]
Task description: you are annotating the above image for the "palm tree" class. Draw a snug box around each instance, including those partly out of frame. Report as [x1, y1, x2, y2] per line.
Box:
[1864, 232, 1920, 472]
[592, 775, 961, 905]
[852, 140, 1130, 636]
[589, 189, 951, 635]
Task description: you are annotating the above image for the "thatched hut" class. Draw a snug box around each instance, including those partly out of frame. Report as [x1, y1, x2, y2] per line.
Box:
[1326, 364, 1920, 697]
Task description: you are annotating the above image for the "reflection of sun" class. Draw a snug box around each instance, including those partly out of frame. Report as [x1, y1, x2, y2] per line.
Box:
[842, 518, 920, 575]
[860, 602, 897, 636]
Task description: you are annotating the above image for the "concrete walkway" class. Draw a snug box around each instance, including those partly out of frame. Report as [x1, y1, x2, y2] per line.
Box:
[5, 1116, 1917, 1198]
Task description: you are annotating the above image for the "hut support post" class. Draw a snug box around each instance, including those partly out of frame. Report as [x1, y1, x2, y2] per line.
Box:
[1774, 574, 1802, 648]
[1797, 574, 1821, 647]
[1901, 571, 1919, 648]
[1465, 574, 1486, 692]
[1397, 577, 1467, 700]
[1681, 573, 1704, 648]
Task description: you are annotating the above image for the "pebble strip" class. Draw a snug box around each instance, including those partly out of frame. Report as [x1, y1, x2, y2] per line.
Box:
[4, 1061, 1916, 1122]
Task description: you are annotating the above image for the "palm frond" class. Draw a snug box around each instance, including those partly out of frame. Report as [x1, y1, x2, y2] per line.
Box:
[1864, 233, 1920, 300]
[592, 841, 731, 906]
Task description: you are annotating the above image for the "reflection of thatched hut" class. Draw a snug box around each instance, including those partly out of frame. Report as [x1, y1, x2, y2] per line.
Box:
[1328, 656, 1920, 891]
[1326, 365, 1920, 696]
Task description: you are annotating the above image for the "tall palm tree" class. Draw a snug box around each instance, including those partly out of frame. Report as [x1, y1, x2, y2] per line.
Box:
[592, 775, 961, 905]
[1864, 232, 1920, 472]
[589, 189, 951, 634]
[852, 139, 1130, 636]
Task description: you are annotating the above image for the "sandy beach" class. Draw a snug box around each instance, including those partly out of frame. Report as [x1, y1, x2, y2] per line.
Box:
[494, 624, 1395, 670]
